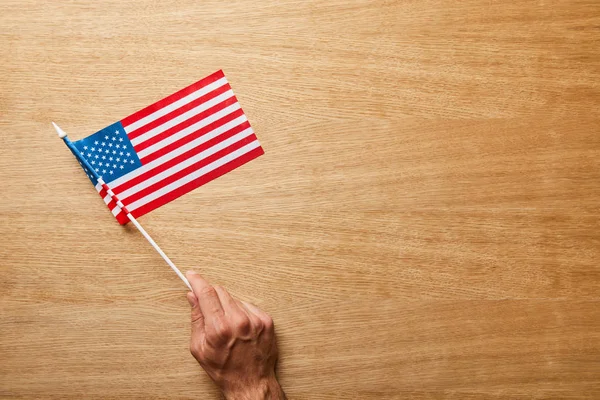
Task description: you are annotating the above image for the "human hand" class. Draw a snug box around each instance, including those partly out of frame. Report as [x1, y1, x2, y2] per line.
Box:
[185, 271, 284, 400]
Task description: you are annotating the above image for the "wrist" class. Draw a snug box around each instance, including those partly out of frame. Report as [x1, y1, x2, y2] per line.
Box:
[223, 375, 284, 400]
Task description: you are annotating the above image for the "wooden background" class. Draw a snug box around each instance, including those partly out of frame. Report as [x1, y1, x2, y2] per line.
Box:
[1, 0, 599, 398]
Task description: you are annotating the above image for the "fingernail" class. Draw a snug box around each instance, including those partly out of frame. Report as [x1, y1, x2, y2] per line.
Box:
[185, 270, 196, 278]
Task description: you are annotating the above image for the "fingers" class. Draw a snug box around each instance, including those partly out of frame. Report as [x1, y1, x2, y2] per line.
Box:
[184, 270, 273, 344]
[186, 271, 224, 318]
[187, 291, 205, 334]
[241, 300, 275, 335]
[214, 286, 240, 315]
[187, 292, 204, 323]
[215, 286, 255, 337]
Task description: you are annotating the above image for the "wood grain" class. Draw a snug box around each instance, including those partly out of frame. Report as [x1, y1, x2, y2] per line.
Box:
[1, 0, 599, 398]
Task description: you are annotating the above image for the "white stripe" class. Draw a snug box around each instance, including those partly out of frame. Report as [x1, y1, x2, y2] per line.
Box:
[127, 140, 261, 211]
[97, 181, 123, 216]
[118, 128, 255, 200]
[109, 114, 248, 188]
[136, 103, 241, 159]
[130, 89, 235, 147]
[123, 77, 229, 132]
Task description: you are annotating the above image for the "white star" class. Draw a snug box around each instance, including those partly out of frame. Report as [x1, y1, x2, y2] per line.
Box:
[108, 143, 113, 147]
[115, 130, 119, 135]
[101, 142, 106, 147]
[91, 160, 96, 165]
[112, 136, 117, 141]
[94, 141, 99, 145]
[95, 168, 99, 172]
[102, 155, 106, 160]
[105, 135, 109, 140]
[87, 153, 92, 158]
[99, 162, 103, 166]
[126, 152, 131, 157]
[83, 146, 88, 150]
[123, 159, 128, 163]
[120, 165, 124, 169]
[112, 164, 117, 168]
[130, 160, 135, 164]
[116, 144, 120, 149]
[116, 158, 120, 162]
[109, 170, 114, 175]
[119, 137, 123, 142]
[112, 150, 117, 155]
[102, 169, 107, 173]
[94, 155, 99, 159]
[119, 151, 124, 156]
[109, 157, 113, 161]
[91, 147, 96, 152]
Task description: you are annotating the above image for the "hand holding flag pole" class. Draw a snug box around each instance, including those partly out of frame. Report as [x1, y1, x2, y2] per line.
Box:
[53, 122, 192, 291]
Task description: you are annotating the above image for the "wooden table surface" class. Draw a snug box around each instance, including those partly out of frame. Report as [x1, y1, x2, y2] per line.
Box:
[1, 1, 599, 398]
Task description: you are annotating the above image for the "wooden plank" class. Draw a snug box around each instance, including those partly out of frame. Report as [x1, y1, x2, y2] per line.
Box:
[1, 0, 599, 398]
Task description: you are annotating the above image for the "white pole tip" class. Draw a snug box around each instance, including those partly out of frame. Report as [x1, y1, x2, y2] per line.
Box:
[52, 122, 67, 139]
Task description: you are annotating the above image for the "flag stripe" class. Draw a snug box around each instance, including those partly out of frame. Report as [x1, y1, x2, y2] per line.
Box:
[130, 146, 264, 218]
[117, 128, 255, 200]
[135, 101, 241, 159]
[122, 134, 258, 206]
[126, 81, 232, 141]
[127, 140, 262, 211]
[109, 112, 248, 189]
[99, 189, 120, 214]
[130, 88, 235, 147]
[112, 122, 252, 195]
[121, 70, 226, 129]
[141, 109, 247, 165]
[95, 184, 128, 223]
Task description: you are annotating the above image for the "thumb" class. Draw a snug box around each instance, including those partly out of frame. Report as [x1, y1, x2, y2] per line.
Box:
[187, 291, 205, 329]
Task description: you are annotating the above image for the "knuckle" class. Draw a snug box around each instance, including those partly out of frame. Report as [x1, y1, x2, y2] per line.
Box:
[200, 286, 216, 297]
[253, 317, 264, 332]
[235, 315, 251, 334]
[206, 318, 232, 345]
[262, 314, 274, 332]
[205, 330, 220, 345]
[215, 320, 232, 339]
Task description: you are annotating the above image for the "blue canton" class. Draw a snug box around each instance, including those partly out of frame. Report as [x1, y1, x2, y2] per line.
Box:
[73, 121, 142, 184]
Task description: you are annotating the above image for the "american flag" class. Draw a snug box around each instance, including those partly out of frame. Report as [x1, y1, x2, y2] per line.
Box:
[70, 70, 264, 224]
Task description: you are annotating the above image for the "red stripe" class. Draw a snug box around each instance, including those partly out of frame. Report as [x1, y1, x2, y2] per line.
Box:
[133, 95, 238, 153]
[132, 146, 264, 219]
[112, 120, 252, 194]
[126, 82, 232, 140]
[121, 70, 225, 128]
[97, 186, 128, 224]
[98, 187, 119, 210]
[115, 211, 129, 225]
[123, 135, 259, 205]
[98, 186, 109, 200]
[140, 108, 245, 165]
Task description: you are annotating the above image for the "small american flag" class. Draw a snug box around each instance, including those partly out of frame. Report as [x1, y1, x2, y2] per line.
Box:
[70, 70, 264, 224]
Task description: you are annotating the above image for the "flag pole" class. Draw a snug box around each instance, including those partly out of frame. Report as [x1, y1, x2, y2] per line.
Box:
[52, 122, 192, 291]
